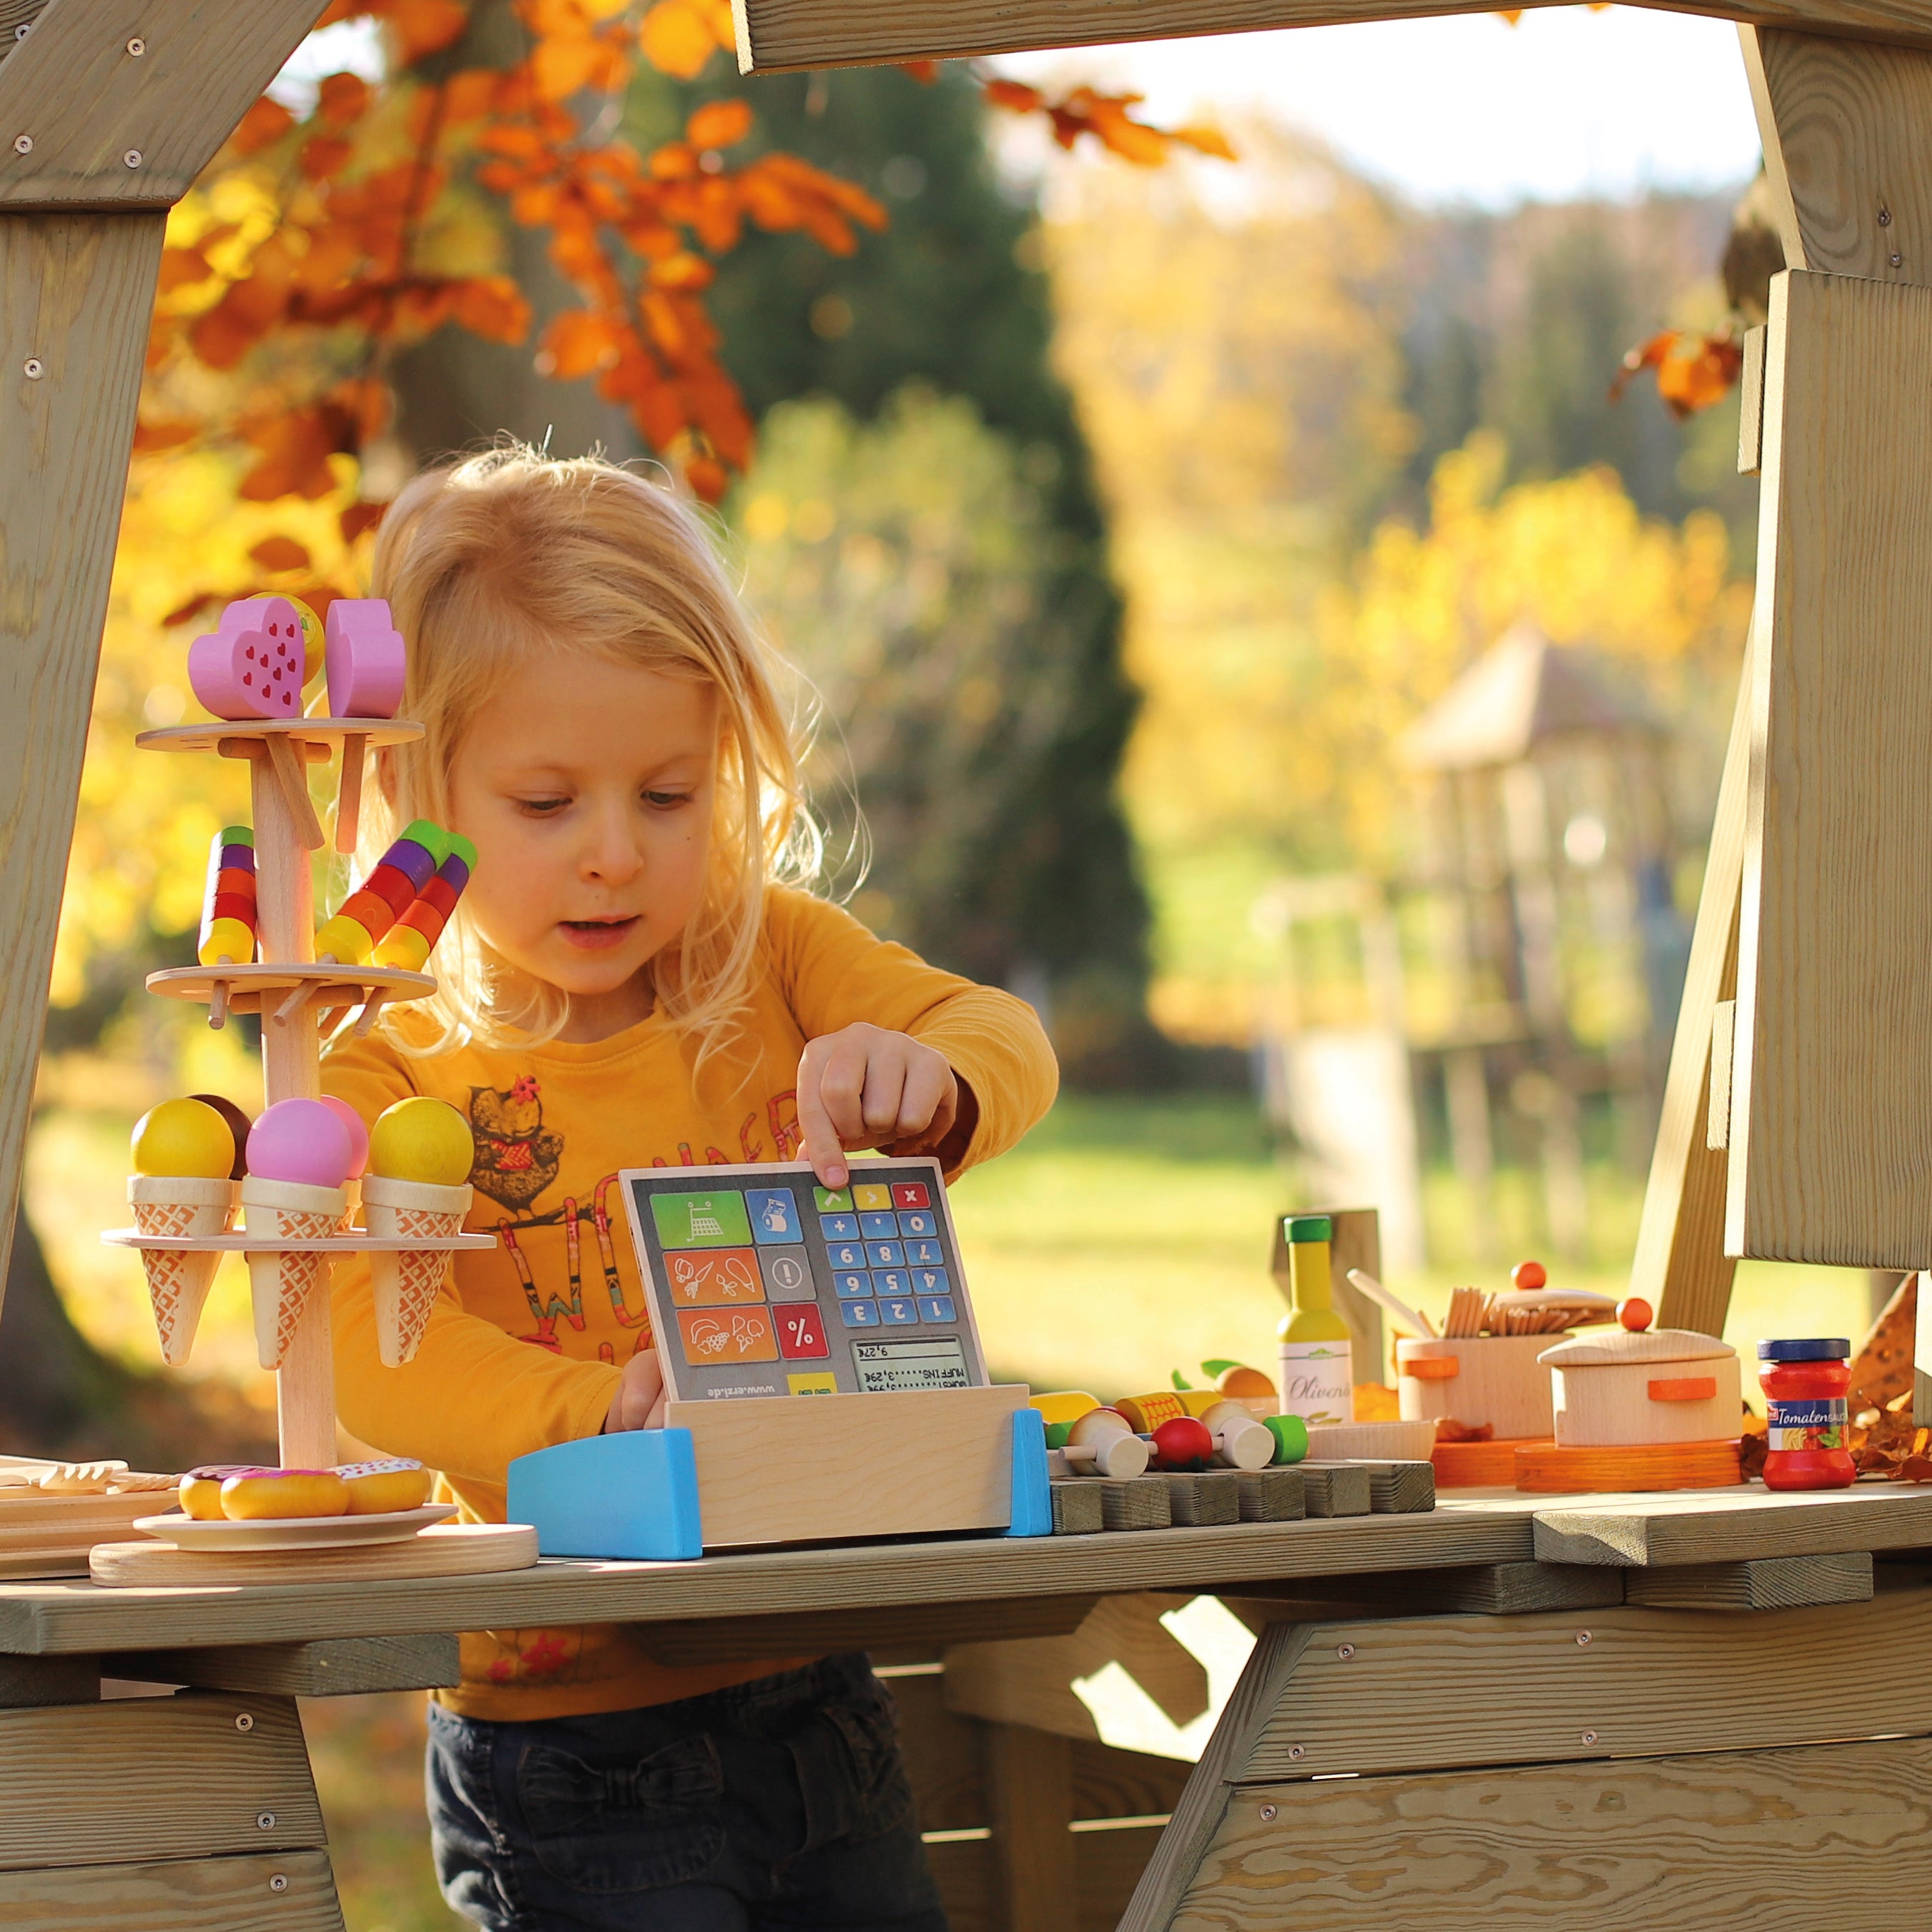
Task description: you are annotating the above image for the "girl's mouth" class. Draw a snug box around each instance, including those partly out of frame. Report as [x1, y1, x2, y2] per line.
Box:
[560, 916, 641, 951]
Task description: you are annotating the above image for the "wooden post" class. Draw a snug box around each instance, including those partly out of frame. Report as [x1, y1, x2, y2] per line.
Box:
[983, 1721, 1074, 1932]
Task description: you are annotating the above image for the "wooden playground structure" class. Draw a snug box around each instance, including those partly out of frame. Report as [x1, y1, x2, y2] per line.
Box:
[8, 1, 1932, 1928]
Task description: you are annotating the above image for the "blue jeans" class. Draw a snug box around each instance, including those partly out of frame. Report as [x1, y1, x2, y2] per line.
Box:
[425, 1654, 948, 1931]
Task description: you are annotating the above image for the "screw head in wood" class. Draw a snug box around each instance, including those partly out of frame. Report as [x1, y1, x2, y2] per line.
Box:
[257, 1811, 276, 1830]
[127, 36, 145, 54]
[12, 134, 31, 154]
[1576, 1630, 1592, 1645]
[269, 1873, 288, 1893]
[1335, 1642, 1355, 1659]
[23, 358, 42, 379]
[235, 1712, 255, 1732]
[1893, 253, 1904, 268]
[11, 23, 26, 39]
[1287, 1744, 1305, 1760]
[1259, 1802, 1278, 1821]
[123, 149, 142, 168]
[1581, 1729, 1599, 1745]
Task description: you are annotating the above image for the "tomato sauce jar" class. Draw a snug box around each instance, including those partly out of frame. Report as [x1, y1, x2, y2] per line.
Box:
[1756, 1339, 1856, 1490]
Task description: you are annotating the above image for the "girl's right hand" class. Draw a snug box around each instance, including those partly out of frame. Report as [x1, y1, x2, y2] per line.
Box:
[603, 1347, 668, 1433]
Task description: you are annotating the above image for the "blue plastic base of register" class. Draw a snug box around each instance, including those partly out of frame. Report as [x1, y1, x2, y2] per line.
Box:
[507, 1405, 1053, 1560]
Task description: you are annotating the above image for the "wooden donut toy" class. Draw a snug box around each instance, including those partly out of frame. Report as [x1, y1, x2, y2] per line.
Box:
[178, 1465, 250, 1521]
[218, 1467, 351, 1520]
[337, 1458, 432, 1515]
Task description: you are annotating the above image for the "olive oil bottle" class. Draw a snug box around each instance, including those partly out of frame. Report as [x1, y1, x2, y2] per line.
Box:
[1275, 1213, 1353, 1426]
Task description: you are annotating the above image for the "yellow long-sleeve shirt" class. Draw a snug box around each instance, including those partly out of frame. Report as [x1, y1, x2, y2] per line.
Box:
[322, 886, 1058, 1720]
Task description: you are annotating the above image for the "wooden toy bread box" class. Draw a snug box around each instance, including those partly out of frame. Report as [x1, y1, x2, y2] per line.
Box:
[1538, 1325, 1741, 1446]
[1396, 1335, 1560, 1440]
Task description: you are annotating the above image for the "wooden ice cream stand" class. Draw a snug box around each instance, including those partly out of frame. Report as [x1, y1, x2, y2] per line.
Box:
[7, 3, 1932, 1928]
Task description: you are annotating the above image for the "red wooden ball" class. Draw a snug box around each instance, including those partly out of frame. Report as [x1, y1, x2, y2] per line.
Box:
[1152, 1416, 1214, 1471]
[1617, 1296, 1654, 1332]
[1511, 1259, 1547, 1291]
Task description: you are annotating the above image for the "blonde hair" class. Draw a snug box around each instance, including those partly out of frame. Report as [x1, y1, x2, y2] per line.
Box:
[357, 446, 818, 1063]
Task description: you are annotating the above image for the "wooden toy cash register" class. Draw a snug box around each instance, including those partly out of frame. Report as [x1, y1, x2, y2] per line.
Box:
[507, 1157, 1050, 1557]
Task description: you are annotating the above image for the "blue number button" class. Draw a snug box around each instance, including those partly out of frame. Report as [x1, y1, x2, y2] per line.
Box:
[826, 1240, 865, 1269]
[911, 1267, 950, 1297]
[898, 1209, 936, 1237]
[819, 1212, 859, 1240]
[874, 1269, 909, 1296]
[917, 1295, 956, 1323]
[906, 1239, 944, 1267]
[839, 1299, 881, 1328]
[833, 1270, 872, 1298]
[880, 1297, 919, 1325]
[859, 1211, 899, 1239]
[867, 1240, 904, 1267]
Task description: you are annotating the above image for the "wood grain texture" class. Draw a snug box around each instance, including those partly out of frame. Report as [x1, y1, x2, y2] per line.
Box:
[1235, 1586, 1932, 1781]
[0, 1652, 96, 1706]
[734, 0, 1932, 75]
[628, 1593, 1101, 1667]
[89, 1521, 537, 1587]
[1298, 1463, 1372, 1518]
[1224, 1560, 1624, 1619]
[1051, 1481, 1103, 1534]
[985, 1723, 1073, 1932]
[1745, 27, 1932, 286]
[1623, 1550, 1873, 1609]
[0, 210, 162, 1315]
[1235, 1468, 1304, 1522]
[1347, 1460, 1436, 1513]
[0, 1690, 322, 1869]
[0, 1848, 341, 1932]
[1073, 1825, 1170, 1932]
[1740, 328, 1767, 474]
[1531, 1475, 1932, 1565]
[100, 1634, 461, 1696]
[0, 0, 326, 208]
[1706, 999, 1735, 1146]
[1551, 1355, 1742, 1447]
[1516, 1439, 1744, 1492]
[1101, 1475, 1171, 1531]
[1397, 1334, 1558, 1439]
[1177, 1737, 1932, 1930]
[664, 1386, 1025, 1546]
[945, 1594, 1209, 1739]
[1116, 1622, 1309, 1932]
[1631, 627, 1748, 1332]
[1731, 269, 1932, 1265]
[1166, 1473, 1240, 1527]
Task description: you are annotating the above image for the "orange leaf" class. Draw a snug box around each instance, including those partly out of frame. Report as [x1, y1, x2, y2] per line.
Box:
[248, 535, 313, 573]
[300, 135, 355, 182]
[443, 68, 503, 121]
[229, 97, 294, 156]
[900, 59, 938, 83]
[341, 500, 391, 543]
[1171, 122, 1237, 161]
[450, 274, 532, 342]
[648, 250, 713, 291]
[686, 98, 752, 150]
[389, 0, 469, 61]
[132, 416, 197, 454]
[238, 411, 343, 502]
[542, 308, 625, 376]
[157, 246, 214, 294]
[640, 0, 719, 79]
[532, 36, 610, 102]
[316, 71, 372, 127]
[982, 79, 1043, 114]
[684, 454, 728, 502]
[162, 591, 225, 628]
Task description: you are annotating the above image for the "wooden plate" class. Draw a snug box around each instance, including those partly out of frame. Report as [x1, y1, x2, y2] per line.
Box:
[92, 1521, 537, 1586]
[132, 1503, 456, 1550]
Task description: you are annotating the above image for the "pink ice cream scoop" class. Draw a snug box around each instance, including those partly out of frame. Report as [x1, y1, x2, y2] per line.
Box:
[248, 1099, 354, 1189]
[320, 1096, 370, 1180]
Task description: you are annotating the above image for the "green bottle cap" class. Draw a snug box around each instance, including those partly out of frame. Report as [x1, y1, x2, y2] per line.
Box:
[1287, 1214, 1333, 1244]
[444, 832, 478, 872]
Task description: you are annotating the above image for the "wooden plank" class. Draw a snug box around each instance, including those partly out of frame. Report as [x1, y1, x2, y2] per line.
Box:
[1224, 1560, 1624, 1618]
[1052, 1481, 1104, 1534]
[1116, 1621, 1309, 1932]
[1346, 1459, 1436, 1514]
[0, 1690, 323, 1870]
[99, 1634, 460, 1697]
[1299, 1463, 1372, 1518]
[665, 1387, 1025, 1547]
[1101, 1476, 1171, 1531]
[1166, 1472, 1240, 1527]
[984, 1723, 1073, 1932]
[1073, 1823, 1169, 1932]
[630, 1594, 1101, 1667]
[1531, 1482, 1932, 1566]
[733, 0, 1932, 76]
[1630, 624, 1749, 1332]
[1740, 328, 1768, 475]
[0, 1652, 96, 1705]
[0, 209, 163, 1309]
[1745, 27, 1932, 288]
[89, 1521, 537, 1587]
[1069, 1738, 1192, 1823]
[1706, 999, 1736, 1147]
[919, 1838, 993, 1932]
[1729, 269, 1932, 1265]
[1235, 1468, 1305, 1522]
[0, 1848, 341, 1932]
[1234, 1589, 1932, 1782]
[0, 0, 327, 209]
[946, 1594, 1209, 1740]
[1179, 1736, 1932, 1928]
[1623, 1550, 1873, 1609]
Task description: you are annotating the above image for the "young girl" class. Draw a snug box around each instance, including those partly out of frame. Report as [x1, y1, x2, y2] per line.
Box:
[322, 448, 1058, 1931]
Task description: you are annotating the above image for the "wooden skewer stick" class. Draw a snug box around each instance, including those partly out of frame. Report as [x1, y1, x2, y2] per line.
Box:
[273, 980, 312, 1027]
[209, 975, 230, 1030]
[265, 733, 326, 850]
[1347, 1267, 1438, 1339]
[336, 732, 367, 855]
[353, 986, 390, 1038]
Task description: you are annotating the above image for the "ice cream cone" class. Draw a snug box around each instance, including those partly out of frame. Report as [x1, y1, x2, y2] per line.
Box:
[241, 1176, 347, 1369]
[362, 1176, 471, 1367]
[127, 1175, 238, 1367]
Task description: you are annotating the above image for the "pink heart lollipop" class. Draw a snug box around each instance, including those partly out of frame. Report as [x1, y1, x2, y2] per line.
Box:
[187, 598, 306, 721]
[325, 600, 406, 718]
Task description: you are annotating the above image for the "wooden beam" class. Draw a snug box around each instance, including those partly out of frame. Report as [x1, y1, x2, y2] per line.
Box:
[983, 1723, 1074, 1932]
[1531, 1483, 1932, 1566]
[1176, 1736, 1932, 1928]
[0, 1849, 341, 1932]
[1629, 630, 1748, 1332]
[1622, 1550, 1873, 1609]
[1727, 269, 1932, 1266]
[99, 1634, 459, 1697]
[1224, 1559, 1625, 1618]
[0, 210, 163, 1302]
[733, 0, 1932, 77]
[0, 0, 327, 210]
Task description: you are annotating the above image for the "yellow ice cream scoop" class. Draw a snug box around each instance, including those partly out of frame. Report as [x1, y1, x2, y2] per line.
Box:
[131, 1098, 235, 1179]
[369, 1096, 473, 1186]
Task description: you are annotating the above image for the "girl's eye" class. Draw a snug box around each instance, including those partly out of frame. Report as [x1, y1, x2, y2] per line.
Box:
[643, 790, 691, 809]
[517, 796, 570, 816]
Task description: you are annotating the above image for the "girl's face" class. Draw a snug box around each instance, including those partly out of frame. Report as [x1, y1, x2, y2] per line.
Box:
[447, 652, 720, 1039]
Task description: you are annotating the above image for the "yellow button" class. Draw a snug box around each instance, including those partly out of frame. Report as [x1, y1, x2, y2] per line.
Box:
[852, 1184, 891, 1211]
[787, 1371, 838, 1396]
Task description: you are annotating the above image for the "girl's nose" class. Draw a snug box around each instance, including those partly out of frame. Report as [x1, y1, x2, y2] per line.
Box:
[579, 801, 643, 885]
